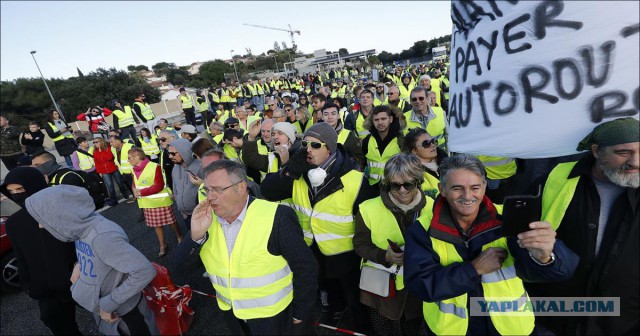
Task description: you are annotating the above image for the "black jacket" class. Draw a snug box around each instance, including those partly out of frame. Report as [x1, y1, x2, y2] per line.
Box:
[527, 154, 639, 335]
[2, 167, 76, 300]
[43, 122, 76, 157]
[20, 130, 45, 155]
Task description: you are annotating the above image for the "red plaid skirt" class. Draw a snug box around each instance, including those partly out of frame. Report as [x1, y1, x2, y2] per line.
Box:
[143, 206, 177, 227]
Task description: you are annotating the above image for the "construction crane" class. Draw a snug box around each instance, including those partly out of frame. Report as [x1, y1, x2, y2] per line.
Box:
[243, 23, 301, 51]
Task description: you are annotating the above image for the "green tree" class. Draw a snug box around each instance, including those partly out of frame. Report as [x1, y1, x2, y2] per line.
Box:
[367, 55, 381, 65]
[410, 40, 429, 57]
[339, 48, 349, 56]
[273, 41, 281, 52]
[195, 60, 233, 85]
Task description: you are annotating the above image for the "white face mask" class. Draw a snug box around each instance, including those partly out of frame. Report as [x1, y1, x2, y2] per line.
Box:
[307, 167, 327, 188]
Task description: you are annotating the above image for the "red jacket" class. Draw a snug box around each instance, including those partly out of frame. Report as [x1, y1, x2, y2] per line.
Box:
[93, 146, 118, 174]
[77, 108, 112, 133]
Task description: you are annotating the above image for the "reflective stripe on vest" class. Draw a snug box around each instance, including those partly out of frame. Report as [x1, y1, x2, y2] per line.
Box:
[132, 162, 173, 208]
[366, 136, 401, 185]
[180, 95, 193, 109]
[541, 161, 579, 231]
[113, 106, 136, 127]
[134, 102, 155, 120]
[417, 217, 534, 335]
[477, 155, 517, 180]
[291, 170, 363, 254]
[47, 122, 74, 142]
[355, 112, 370, 138]
[359, 196, 433, 290]
[200, 199, 293, 319]
[50, 170, 85, 186]
[76, 148, 94, 171]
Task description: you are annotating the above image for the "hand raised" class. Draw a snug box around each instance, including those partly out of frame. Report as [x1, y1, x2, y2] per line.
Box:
[191, 200, 213, 241]
[517, 221, 556, 263]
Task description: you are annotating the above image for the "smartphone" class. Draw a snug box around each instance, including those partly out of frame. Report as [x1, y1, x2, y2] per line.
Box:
[387, 239, 403, 253]
[502, 186, 542, 237]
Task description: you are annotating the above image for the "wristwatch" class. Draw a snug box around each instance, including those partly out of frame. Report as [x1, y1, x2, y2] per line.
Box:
[529, 251, 556, 266]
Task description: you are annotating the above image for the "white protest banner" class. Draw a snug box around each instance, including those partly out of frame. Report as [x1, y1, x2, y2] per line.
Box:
[447, 1, 639, 158]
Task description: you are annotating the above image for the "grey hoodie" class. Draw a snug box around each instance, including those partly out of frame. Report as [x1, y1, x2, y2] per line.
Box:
[170, 138, 201, 215]
[26, 185, 156, 325]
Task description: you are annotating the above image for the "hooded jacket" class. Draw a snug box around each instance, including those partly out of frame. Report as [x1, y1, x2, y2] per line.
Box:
[25, 185, 156, 319]
[2, 167, 77, 300]
[170, 138, 201, 214]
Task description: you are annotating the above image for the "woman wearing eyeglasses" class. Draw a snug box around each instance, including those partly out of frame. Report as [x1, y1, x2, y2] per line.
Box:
[128, 147, 183, 257]
[353, 153, 434, 336]
[77, 106, 113, 139]
[402, 128, 448, 200]
[92, 137, 134, 206]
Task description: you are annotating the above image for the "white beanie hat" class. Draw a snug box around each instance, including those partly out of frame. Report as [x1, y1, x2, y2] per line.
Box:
[271, 122, 296, 143]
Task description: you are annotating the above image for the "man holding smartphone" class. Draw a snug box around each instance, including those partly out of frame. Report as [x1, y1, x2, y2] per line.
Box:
[528, 117, 639, 335]
[404, 154, 579, 335]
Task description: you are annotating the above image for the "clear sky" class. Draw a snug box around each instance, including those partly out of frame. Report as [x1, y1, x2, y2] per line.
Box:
[0, 1, 452, 81]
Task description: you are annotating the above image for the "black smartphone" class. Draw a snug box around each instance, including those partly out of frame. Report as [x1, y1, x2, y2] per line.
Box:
[387, 239, 403, 253]
[502, 186, 542, 237]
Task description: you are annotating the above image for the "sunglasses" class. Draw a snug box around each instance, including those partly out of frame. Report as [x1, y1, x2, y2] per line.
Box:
[168, 152, 178, 156]
[419, 138, 438, 148]
[389, 181, 419, 192]
[159, 138, 167, 142]
[225, 123, 239, 129]
[411, 96, 426, 102]
[301, 140, 326, 149]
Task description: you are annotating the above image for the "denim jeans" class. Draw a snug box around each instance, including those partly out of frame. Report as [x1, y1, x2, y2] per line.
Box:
[63, 155, 73, 168]
[102, 170, 131, 202]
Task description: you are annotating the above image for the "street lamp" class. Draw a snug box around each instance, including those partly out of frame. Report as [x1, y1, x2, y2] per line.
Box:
[230, 50, 239, 82]
[30, 50, 65, 122]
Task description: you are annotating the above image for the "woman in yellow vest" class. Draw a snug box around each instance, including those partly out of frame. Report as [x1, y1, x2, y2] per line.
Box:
[71, 137, 95, 173]
[128, 147, 183, 257]
[293, 107, 313, 135]
[402, 128, 448, 200]
[354, 153, 434, 336]
[44, 109, 76, 167]
[137, 128, 161, 163]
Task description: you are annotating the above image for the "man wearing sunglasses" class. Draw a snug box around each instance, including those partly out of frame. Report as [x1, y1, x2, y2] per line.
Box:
[404, 86, 447, 148]
[261, 122, 377, 334]
[385, 85, 412, 113]
[158, 130, 177, 189]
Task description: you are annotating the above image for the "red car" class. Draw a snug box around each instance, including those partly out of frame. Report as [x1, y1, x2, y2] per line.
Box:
[0, 216, 20, 292]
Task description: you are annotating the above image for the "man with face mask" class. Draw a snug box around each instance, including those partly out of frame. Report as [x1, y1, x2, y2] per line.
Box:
[31, 151, 85, 186]
[260, 122, 378, 334]
[527, 117, 640, 335]
[1, 167, 80, 335]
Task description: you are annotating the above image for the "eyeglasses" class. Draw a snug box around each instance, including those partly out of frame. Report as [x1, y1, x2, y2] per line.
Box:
[168, 152, 179, 156]
[93, 141, 100, 144]
[225, 123, 239, 129]
[301, 140, 327, 149]
[389, 181, 419, 192]
[419, 138, 438, 148]
[202, 180, 243, 195]
[388, 92, 397, 95]
[159, 138, 167, 142]
[411, 96, 426, 102]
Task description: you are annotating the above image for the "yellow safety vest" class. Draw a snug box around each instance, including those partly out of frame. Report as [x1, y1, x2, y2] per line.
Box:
[111, 142, 134, 174]
[197, 97, 209, 112]
[138, 136, 161, 156]
[355, 111, 370, 138]
[431, 78, 443, 107]
[233, 87, 243, 98]
[293, 119, 314, 135]
[476, 156, 517, 180]
[337, 128, 350, 145]
[76, 148, 94, 171]
[256, 83, 265, 95]
[256, 141, 279, 182]
[290, 170, 363, 253]
[365, 136, 401, 185]
[156, 126, 174, 136]
[219, 88, 232, 103]
[404, 109, 446, 146]
[132, 162, 173, 208]
[200, 199, 293, 319]
[213, 133, 224, 145]
[46, 122, 74, 142]
[384, 99, 408, 112]
[541, 161, 579, 231]
[416, 215, 534, 335]
[112, 106, 136, 127]
[247, 84, 258, 96]
[359, 196, 433, 291]
[223, 144, 239, 162]
[134, 102, 155, 120]
[421, 171, 440, 200]
[398, 83, 415, 102]
[180, 95, 193, 109]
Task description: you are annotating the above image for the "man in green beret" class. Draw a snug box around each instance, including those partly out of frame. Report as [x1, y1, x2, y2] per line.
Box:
[526, 117, 639, 335]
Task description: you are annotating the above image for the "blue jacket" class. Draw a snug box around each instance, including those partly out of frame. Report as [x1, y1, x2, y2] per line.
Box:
[404, 196, 579, 335]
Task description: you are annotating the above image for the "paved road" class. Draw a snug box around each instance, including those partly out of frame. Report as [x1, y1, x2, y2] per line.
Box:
[0, 201, 354, 335]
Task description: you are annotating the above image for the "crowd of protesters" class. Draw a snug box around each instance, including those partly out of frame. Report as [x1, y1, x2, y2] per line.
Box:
[1, 57, 638, 336]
